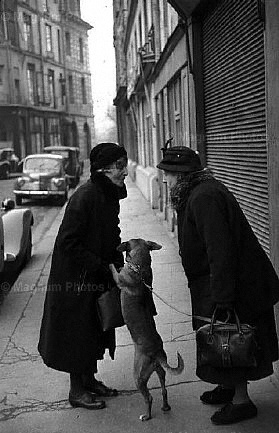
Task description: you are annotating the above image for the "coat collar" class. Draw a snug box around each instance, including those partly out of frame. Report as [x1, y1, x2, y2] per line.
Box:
[90, 172, 127, 200]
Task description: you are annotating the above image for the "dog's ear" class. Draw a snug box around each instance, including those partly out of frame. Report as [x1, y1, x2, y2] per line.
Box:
[117, 241, 129, 252]
[146, 241, 162, 251]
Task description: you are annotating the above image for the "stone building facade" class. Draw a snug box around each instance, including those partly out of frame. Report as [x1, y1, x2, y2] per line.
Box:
[113, 0, 279, 378]
[0, 0, 94, 160]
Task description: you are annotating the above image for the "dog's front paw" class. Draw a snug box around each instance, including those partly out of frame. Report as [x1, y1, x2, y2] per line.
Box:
[161, 403, 171, 412]
[139, 413, 151, 421]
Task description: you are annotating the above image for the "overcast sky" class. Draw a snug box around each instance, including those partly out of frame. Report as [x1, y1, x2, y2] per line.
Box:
[80, 0, 116, 125]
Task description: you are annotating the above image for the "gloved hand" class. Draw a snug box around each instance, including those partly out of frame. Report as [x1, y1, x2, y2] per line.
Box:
[99, 261, 112, 278]
[113, 262, 124, 272]
[215, 303, 234, 322]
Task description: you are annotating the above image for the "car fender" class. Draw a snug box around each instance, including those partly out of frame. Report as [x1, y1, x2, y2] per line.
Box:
[0, 218, 4, 272]
[2, 208, 33, 260]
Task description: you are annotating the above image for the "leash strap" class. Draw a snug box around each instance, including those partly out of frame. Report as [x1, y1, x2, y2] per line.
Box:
[142, 280, 213, 323]
[126, 259, 213, 324]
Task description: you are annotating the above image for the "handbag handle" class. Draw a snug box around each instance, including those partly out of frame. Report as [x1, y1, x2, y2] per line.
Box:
[209, 308, 243, 336]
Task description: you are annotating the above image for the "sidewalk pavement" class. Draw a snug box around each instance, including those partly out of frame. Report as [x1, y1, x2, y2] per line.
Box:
[0, 173, 279, 433]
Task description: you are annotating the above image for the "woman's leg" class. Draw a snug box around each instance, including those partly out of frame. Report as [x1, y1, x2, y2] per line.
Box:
[211, 382, 257, 425]
[69, 373, 106, 410]
[70, 373, 85, 395]
[82, 360, 118, 397]
[232, 381, 250, 404]
[200, 384, 235, 404]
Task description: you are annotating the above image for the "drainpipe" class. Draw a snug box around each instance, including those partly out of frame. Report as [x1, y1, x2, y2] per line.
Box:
[2, 0, 13, 103]
[37, 2, 46, 104]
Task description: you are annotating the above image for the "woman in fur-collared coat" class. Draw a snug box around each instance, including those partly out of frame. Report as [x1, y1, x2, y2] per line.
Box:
[38, 142, 128, 410]
[157, 146, 279, 425]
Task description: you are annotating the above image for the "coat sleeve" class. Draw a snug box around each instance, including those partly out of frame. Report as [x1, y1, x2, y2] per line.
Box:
[55, 189, 102, 272]
[190, 192, 237, 305]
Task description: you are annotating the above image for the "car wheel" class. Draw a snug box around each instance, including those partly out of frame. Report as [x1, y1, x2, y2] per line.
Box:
[15, 195, 22, 206]
[24, 229, 32, 265]
[0, 167, 9, 179]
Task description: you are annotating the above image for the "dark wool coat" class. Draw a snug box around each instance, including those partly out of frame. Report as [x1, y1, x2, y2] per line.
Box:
[177, 177, 279, 385]
[38, 173, 126, 374]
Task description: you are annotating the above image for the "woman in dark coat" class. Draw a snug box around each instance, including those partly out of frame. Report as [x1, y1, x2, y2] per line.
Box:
[38, 142, 128, 410]
[157, 146, 279, 425]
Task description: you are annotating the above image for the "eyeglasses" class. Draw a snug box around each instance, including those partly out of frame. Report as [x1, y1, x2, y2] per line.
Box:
[114, 159, 128, 171]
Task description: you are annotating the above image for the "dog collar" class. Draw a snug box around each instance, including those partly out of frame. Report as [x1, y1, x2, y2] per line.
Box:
[126, 261, 141, 275]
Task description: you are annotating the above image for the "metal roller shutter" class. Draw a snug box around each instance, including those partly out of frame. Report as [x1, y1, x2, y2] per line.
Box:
[202, 0, 268, 252]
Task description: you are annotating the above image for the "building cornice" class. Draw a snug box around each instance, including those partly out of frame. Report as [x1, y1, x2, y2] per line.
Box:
[124, 2, 137, 53]
[167, 0, 201, 19]
[61, 12, 93, 30]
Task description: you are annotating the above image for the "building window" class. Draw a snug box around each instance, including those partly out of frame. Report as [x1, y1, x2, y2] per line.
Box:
[47, 69, 55, 107]
[48, 117, 60, 146]
[59, 74, 66, 105]
[5, 3, 18, 46]
[65, 32, 71, 56]
[68, 75, 74, 103]
[27, 64, 36, 105]
[23, 13, 33, 51]
[69, 0, 79, 14]
[57, 29, 62, 62]
[43, 0, 49, 13]
[30, 116, 44, 153]
[45, 24, 52, 52]
[0, 65, 4, 85]
[167, 76, 182, 146]
[14, 66, 20, 103]
[81, 77, 86, 104]
[79, 37, 84, 63]
[14, 79, 20, 103]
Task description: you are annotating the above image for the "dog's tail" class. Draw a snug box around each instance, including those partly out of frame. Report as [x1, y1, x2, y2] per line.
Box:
[159, 351, 184, 375]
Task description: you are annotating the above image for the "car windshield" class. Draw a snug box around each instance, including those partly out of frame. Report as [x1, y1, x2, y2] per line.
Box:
[24, 157, 62, 173]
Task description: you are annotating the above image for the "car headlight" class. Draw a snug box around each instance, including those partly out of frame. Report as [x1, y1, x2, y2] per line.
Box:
[53, 178, 64, 187]
[17, 177, 26, 187]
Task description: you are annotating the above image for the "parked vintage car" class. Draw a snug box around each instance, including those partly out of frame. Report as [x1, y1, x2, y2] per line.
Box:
[0, 198, 33, 281]
[0, 147, 19, 179]
[13, 154, 69, 206]
[44, 146, 84, 187]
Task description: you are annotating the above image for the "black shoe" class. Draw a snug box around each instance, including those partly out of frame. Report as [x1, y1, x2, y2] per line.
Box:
[85, 380, 118, 397]
[200, 385, 235, 405]
[69, 391, 106, 410]
[211, 401, 257, 425]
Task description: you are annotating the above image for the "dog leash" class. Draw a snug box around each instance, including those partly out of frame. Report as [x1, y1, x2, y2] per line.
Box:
[142, 279, 214, 323]
[126, 261, 212, 324]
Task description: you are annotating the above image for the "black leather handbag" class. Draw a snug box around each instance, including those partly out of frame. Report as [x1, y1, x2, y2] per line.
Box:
[196, 308, 258, 368]
[96, 286, 125, 332]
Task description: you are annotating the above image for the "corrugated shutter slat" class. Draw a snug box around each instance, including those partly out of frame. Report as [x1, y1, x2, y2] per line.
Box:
[202, 0, 268, 252]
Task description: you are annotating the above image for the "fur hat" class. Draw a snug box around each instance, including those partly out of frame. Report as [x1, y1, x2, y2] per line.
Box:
[157, 146, 202, 172]
[90, 142, 127, 172]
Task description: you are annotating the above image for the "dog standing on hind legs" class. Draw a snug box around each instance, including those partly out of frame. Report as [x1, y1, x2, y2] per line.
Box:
[109, 238, 184, 421]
